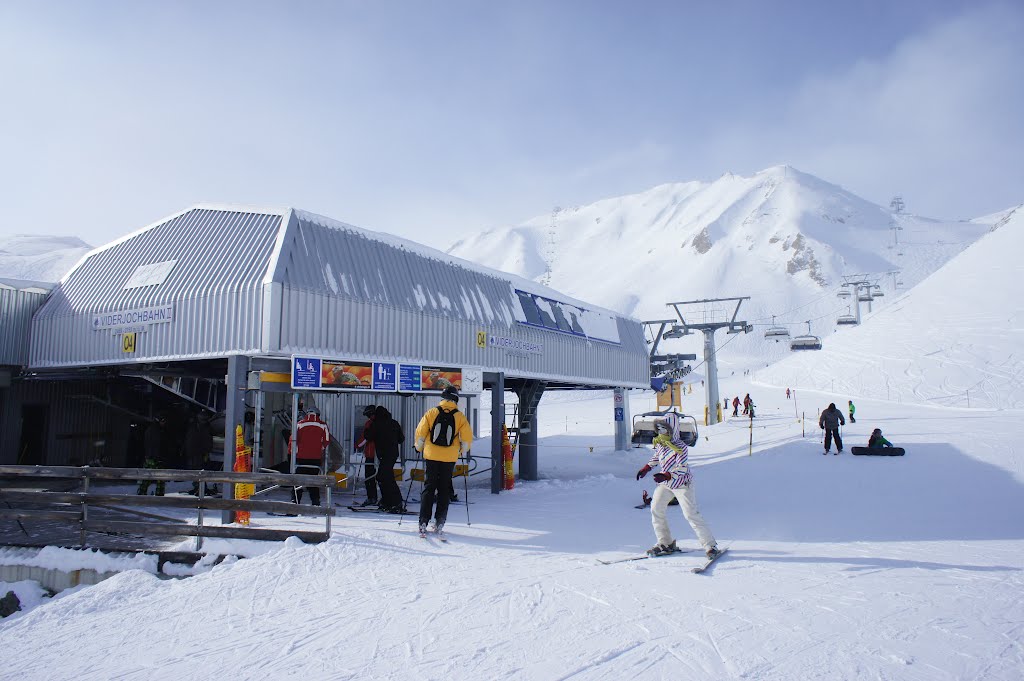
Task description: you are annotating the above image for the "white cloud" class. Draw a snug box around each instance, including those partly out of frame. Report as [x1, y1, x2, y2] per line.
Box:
[706, 4, 1024, 218]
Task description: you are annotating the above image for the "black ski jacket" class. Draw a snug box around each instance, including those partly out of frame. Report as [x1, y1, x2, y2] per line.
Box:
[365, 406, 405, 463]
[819, 407, 846, 430]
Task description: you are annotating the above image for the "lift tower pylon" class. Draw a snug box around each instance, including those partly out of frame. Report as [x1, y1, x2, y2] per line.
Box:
[667, 297, 753, 425]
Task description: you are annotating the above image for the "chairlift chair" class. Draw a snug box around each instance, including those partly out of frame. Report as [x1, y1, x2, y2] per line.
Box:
[837, 289, 851, 299]
[872, 286, 884, 297]
[630, 409, 699, 447]
[764, 315, 790, 341]
[790, 321, 822, 351]
[858, 292, 873, 302]
[836, 313, 858, 326]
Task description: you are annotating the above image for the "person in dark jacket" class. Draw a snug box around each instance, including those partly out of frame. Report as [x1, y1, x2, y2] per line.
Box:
[365, 405, 407, 513]
[354, 405, 379, 507]
[818, 403, 846, 455]
[868, 428, 893, 448]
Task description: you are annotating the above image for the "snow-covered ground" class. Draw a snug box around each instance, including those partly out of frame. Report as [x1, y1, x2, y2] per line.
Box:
[2, 379, 1022, 680]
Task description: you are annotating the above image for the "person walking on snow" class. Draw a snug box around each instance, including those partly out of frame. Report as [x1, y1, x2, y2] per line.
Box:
[786, 388, 791, 399]
[742, 394, 751, 415]
[819, 403, 846, 455]
[848, 400, 856, 424]
[636, 413, 720, 559]
[732, 396, 740, 417]
[414, 386, 472, 537]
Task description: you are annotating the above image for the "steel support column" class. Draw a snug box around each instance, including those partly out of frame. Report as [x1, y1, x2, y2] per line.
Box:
[613, 387, 630, 451]
[703, 330, 721, 426]
[518, 407, 538, 481]
[222, 354, 247, 524]
[487, 372, 504, 494]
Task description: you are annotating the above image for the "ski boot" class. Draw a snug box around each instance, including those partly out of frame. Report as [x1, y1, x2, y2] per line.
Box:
[646, 540, 679, 557]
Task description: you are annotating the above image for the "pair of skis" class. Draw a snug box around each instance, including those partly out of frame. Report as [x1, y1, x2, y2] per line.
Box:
[598, 547, 728, 573]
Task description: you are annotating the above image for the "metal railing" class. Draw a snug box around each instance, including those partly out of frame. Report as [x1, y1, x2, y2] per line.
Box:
[0, 465, 334, 550]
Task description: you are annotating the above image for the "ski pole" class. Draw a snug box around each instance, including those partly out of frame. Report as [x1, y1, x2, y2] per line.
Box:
[398, 456, 419, 527]
[462, 452, 471, 526]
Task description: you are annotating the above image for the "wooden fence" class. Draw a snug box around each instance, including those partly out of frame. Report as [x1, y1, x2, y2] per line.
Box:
[0, 465, 335, 550]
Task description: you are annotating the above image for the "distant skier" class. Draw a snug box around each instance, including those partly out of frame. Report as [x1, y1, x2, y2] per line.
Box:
[848, 400, 857, 424]
[786, 388, 791, 399]
[819, 403, 846, 455]
[636, 413, 720, 560]
[868, 428, 893, 449]
[732, 396, 740, 417]
[723, 398, 729, 412]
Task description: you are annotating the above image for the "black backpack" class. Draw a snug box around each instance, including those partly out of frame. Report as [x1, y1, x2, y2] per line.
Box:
[430, 407, 458, 447]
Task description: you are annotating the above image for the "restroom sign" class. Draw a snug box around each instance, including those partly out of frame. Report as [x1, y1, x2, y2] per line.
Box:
[122, 332, 137, 353]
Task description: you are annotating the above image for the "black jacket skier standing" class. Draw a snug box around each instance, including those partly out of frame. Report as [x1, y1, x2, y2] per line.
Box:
[364, 405, 406, 513]
[818, 403, 846, 455]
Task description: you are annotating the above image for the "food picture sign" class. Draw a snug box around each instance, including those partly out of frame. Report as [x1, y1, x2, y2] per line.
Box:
[322, 360, 373, 389]
[421, 366, 462, 392]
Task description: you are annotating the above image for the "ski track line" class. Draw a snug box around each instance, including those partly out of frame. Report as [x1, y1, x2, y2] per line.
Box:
[551, 641, 645, 681]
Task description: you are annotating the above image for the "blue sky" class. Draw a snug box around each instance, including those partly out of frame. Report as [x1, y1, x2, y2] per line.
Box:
[1, 1, 1021, 247]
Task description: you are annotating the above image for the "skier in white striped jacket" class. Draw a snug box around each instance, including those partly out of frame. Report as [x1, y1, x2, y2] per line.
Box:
[636, 413, 720, 558]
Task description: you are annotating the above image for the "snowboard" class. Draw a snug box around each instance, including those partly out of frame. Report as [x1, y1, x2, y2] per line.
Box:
[850, 446, 905, 456]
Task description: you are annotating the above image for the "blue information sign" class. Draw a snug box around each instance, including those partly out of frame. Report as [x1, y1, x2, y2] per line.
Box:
[399, 364, 421, 392]
[614, 407, 624, 422]
[372, 362, 397, 391]
[292, 356, 322, 389]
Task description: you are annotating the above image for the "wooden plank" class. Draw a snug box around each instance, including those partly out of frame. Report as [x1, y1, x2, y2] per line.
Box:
[0, 509, 81, 522]
[0, 465, 331, 487]
[0, 491, 332, 517]
[84, 519, 328, 543]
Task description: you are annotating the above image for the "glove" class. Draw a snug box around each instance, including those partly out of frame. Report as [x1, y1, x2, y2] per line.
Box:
[635, 465, 651, 480]
[653, 472, 671, 483]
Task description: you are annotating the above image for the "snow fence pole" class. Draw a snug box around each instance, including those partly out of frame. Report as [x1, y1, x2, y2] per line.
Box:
[748, 413, 753, 456]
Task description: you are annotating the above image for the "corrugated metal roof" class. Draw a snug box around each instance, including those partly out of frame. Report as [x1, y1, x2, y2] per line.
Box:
[27, 204, 649, 387]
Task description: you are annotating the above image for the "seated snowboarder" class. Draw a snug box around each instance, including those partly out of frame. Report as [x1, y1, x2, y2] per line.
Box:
[868, 428, 893, 449]
[636, 414, 720, 559]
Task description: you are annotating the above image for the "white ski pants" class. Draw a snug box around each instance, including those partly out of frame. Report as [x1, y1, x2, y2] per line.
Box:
[651, 482, 716, 551]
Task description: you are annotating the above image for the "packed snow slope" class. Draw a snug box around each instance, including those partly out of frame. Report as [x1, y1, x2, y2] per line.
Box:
[758, 209, 1024, 410]
[0, 235, 91, 283]
[2, 381, 1023, 681]
[449, 166, 995, 367]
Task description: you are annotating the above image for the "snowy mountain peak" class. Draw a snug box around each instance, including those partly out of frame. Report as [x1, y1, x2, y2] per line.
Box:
[449, 166, 997, 366]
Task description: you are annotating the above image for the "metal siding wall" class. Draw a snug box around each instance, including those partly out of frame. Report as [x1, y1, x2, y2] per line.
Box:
[0, 288, 48, 366]
[0, 379, 133, 466]
[29, 209, 281, 368]
[279, 288, 648, 386]
[29, 291, 263, 367]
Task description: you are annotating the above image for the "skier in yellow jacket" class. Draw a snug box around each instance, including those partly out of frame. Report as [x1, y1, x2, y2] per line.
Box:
[414, 386, 473, 537]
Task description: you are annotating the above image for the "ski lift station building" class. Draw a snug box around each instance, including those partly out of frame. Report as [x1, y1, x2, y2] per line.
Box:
[1, 205, 649, 493]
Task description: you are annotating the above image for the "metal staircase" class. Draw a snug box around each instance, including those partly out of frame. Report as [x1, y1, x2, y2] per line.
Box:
[505, 380, 546, 452]
[139, 375, 224, 413]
